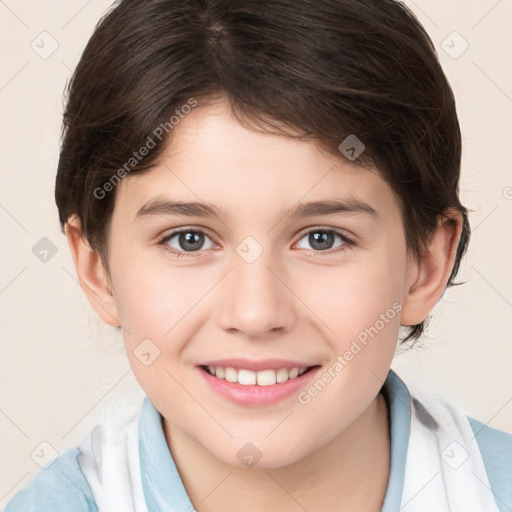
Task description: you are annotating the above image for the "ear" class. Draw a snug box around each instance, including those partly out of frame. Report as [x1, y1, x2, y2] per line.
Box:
[401, 208, 463, 326]
[64, 215, 120, 327]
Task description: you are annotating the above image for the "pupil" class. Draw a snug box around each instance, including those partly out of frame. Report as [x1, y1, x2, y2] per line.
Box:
[177, 231, 335, 252]
[310, 231, 333, 251]
[180, 231, 203, 251]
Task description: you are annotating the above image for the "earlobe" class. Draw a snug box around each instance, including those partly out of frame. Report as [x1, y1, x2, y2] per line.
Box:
[64, 215, 121, 327]
[400, 209, 463, 326]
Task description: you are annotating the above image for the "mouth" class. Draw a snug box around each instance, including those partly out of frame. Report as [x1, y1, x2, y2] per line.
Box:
[199, 364, 319, 386]
[196, 360, 323, 406]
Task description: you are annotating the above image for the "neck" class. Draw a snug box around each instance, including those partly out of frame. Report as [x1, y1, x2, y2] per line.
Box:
[164, 392, 390, 512]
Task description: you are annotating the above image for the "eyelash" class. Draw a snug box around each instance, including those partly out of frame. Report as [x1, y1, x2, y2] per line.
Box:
[157, 226, 355, 259]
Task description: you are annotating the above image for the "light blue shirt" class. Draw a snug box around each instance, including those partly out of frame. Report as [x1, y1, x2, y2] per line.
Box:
[4, 369, 512, 511]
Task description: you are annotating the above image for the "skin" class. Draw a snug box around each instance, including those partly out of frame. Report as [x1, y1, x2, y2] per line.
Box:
[66, 97, 462, 511]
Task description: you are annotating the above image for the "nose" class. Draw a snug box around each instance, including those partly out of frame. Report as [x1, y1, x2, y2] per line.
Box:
[216, 247, 297, 339]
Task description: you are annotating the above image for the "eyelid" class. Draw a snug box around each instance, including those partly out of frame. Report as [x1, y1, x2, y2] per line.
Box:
[157, 226, 217, 257]
[293, 226, 355, 255]
[296, 225, 354, 243]
[157, 225, 355, 258]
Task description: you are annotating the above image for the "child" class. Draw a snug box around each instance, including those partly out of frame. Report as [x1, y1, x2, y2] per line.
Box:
[5, 0, 511, 510]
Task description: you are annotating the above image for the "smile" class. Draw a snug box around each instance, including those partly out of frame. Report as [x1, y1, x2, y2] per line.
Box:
[201, 365, 311, 386]
[197, 363, 322, 406]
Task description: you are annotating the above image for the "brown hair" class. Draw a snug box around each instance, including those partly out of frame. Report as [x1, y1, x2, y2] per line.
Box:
[55, 0, 470, 345]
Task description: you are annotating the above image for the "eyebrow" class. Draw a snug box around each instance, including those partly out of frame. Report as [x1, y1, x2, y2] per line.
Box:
[134, 196, 378, 222]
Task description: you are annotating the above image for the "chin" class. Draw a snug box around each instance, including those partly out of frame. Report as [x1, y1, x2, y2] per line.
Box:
[208, 438, 308, 470]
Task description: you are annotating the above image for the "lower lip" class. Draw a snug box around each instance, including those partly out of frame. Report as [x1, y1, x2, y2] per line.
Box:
[196, 366, 321, 407]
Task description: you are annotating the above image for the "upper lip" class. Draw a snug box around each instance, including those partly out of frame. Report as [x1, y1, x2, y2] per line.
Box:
[198, 358, 319, 372]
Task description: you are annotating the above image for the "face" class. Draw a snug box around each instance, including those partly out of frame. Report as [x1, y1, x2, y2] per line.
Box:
[106, 98, 413, 468]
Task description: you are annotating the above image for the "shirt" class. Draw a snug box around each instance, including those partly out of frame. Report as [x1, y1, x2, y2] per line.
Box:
[4, 368, 512, 511]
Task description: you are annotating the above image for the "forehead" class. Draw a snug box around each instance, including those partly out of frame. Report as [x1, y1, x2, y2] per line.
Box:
[114, 99, 400, 224]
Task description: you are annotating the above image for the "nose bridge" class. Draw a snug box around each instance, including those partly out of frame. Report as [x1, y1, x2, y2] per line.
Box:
[217, 238, 295, 337]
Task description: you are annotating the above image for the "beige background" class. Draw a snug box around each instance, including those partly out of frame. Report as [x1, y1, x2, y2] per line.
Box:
[0, 0, 511, 506]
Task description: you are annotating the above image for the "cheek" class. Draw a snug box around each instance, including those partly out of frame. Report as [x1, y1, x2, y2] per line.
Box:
[295, 257, 403, 437]
[111, 263, 195, 399]
[110, 245, 191, 332]
[304, 248, 405, 345]
[110, 253, 217, 371]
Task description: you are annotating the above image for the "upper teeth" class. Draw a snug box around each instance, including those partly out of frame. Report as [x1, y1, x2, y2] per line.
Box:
[207, 366, 308, 386]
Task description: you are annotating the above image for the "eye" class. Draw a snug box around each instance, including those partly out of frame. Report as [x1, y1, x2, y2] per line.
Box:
[294, 228, 354, 256]
[157, 226, 354, 259]
[157, 228, 215, 257]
